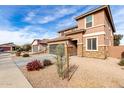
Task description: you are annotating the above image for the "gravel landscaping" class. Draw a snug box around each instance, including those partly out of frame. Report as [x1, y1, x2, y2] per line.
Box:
[13, 54, 56, 67]
[18, 55, 124, 88]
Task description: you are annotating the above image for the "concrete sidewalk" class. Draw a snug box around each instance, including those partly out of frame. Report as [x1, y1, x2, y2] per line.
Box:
[0, 55, 32, 88]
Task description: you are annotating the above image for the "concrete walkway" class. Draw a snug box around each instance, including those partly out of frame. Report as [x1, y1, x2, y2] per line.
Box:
[0, 53, 32, 88]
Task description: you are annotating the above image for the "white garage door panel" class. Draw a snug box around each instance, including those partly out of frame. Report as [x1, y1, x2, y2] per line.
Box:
[33, 45, 38, 52]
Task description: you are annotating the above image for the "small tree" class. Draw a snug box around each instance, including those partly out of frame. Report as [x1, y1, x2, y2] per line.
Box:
[114, 34, 123, 46]
[15, 45, 21, 51]
[23, 44, 31, 52]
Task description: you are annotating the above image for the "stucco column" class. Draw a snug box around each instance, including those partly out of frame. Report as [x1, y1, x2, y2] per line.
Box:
[10, 46, 13, 52]
[47, 45, 49, 54]
[65, 42, 68, 57]
[32, 45, 34, 53]
[77, 43, 83, 57]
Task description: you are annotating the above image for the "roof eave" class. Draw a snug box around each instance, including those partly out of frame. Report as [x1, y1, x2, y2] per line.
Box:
[58, 25, 78, 33]
[107, 6, 116, 32]
[48, 37, 72, 43]
[75, 5, 108, 20]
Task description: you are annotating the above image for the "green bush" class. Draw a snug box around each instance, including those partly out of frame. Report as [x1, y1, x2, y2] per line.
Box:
[43, 59, 52, 66]
[22, 53, 29, 57]
[118, 59, 124, 66]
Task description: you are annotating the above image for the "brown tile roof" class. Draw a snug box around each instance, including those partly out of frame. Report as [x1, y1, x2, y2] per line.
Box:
[58, 25, 78, 33]
[47, 36, 72, 43]
[65, 29, 86, 36]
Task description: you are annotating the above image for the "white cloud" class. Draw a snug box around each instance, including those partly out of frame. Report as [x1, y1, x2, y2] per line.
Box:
[24, 6, 84, 24]
[0, 30, 33, 45]
[24, 11, 35, 22]
[0, 25, 50, 45]
[55, 18, 76, 31]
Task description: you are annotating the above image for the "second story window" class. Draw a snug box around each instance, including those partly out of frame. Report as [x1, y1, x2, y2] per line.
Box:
[86, 15, 93, 28]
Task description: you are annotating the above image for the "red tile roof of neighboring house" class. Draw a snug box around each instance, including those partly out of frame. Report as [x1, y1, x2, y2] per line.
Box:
[0, 42, 16, 47]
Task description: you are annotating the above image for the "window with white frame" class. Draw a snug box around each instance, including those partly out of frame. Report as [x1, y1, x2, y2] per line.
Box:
[86, 37, 97, 51]
[86, 15, 93, 28]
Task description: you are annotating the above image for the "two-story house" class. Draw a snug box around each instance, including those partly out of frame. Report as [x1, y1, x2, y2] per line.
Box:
[47, 5, 116, 59]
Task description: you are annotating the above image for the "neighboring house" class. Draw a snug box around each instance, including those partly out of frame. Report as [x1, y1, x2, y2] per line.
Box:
[0, 42, 16, 52]
[31, 39, 48, 53]
[48, 5, 115, 59]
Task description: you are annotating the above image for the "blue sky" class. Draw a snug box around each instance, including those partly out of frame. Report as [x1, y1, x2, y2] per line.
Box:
[0, 5, 124, 45]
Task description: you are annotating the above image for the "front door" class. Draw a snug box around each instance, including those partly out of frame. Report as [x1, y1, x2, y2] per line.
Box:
[71, 40, 77, 56]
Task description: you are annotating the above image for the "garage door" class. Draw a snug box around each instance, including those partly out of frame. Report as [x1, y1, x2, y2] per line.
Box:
[0, 47, 11, 51]
[32, 45, 38, 52]
[49, 44, 65, 55]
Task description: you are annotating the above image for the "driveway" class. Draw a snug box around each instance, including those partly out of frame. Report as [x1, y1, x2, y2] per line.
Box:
[0, 52, 11, 59]
[0, 53, 32, 88]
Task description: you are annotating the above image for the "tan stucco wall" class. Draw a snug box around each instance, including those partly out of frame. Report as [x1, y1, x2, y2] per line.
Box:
[77, 44, 83, 56]
[104, 12, 114, 46]
[66, 33, 83, 43]
[66, 33, 83, 56]
[76, 10, 106, 47]
[32, 40, 38, 45]
[94, 10, 105, 26]
[77, 10, 105, 30]
[108, 46, 124, 59]
[59, 27, 78, 36]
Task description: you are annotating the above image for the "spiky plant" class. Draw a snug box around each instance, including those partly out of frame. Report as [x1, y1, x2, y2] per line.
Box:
[56, 44, 65, 77]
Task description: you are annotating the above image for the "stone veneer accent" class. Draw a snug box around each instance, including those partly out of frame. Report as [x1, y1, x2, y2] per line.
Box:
[83, 46, 106, 59]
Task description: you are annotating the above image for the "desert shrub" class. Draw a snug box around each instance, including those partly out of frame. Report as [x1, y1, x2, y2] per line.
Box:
[16, 47, 23, 56]
[22, 53, 29, 57]
[26, 60, 44, 71]
[118, 59, 124, 66]
[16, 47, 23, 52]
[16, 52, 21, 56]
[43, 59, 52, 66]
